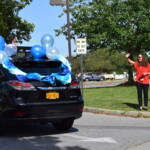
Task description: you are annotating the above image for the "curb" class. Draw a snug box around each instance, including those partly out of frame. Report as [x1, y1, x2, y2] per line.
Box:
[84, 106, 150, 118]
[126, 141, 150, 150]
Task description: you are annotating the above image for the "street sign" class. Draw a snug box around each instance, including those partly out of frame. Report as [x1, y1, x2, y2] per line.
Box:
[76, 38, 87, 55]
[50, 0, 66, 5]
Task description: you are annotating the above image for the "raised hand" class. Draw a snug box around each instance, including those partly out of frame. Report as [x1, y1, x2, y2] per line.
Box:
[125, 53, 131, 58]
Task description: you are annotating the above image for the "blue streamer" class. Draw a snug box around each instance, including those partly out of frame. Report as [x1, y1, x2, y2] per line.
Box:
[1, 54, 72, 85]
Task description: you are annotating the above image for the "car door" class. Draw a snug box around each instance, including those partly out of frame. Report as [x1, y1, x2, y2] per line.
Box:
[88, 73, 93, 81]
[92, 73, 99, 81]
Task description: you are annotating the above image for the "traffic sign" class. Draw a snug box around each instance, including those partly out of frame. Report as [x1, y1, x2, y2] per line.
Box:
[76, 38, 87, 55]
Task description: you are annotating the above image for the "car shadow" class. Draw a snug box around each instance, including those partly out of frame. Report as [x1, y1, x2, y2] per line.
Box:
[123, 102, 139, 110]
[3, 123, 78, 137]
[0, 123, 88, 150]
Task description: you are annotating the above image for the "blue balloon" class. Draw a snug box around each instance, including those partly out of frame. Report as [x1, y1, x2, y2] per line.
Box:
[41, 34, 54, 49]
[30, 45, 46, 59]
[0, 36, 5, 51]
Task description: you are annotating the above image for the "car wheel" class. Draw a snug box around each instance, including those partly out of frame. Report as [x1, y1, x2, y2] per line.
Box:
[85, 78, 89, 82]
[52, 118, 74, 131]
[99, 78, 103, 81]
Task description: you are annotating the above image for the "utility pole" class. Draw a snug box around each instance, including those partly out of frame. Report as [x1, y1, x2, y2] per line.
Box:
[66, 0, 72, 62]
[50, 0, 72, 62]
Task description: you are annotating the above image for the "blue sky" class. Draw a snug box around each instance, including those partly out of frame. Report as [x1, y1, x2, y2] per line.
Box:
[19, 0, 76, 57]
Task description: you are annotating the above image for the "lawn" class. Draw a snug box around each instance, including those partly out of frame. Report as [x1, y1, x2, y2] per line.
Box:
[84, 86, 150, 111]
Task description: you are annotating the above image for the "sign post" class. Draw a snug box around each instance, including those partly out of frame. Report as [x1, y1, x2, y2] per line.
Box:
[76, 38, 87, 98]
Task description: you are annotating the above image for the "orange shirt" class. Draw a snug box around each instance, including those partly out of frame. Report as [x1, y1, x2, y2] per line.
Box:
[134, 62, 150, 84]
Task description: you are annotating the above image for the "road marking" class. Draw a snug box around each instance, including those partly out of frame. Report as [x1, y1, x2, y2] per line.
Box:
[18, 134, 117, 144]
[63, 134, 117, 143]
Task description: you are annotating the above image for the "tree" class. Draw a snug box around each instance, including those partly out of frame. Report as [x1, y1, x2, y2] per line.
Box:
[55, 0, 150, 84]
[71, 49, 128, 75]
[55, 0, 150, 52]
[65, 56, 81, 75]
[84, 49, 128, 73]
[0, 0, 34, 43]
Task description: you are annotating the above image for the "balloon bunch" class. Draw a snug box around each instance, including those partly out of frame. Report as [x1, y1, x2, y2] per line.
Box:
[30, 34, 59, 61]
[0, 34, 72, 85]
[30, 34, 71, 71]
[29, 34, 72, 84]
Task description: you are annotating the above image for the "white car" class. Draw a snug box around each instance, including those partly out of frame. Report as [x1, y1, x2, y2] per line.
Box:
[103, 74, 115, 80]
[115, 74, 126, 80]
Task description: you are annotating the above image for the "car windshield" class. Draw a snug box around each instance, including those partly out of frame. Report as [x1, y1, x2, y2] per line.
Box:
[13, 60, 62, 75]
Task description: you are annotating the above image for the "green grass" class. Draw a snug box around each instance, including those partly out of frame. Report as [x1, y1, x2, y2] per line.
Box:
[84, 86, 150, 111]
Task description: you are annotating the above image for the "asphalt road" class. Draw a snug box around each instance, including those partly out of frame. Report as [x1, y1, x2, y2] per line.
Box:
[1, 112, 150, 150]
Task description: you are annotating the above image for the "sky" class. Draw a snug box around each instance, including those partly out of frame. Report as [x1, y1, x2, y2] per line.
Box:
[19, 0, 76, 57]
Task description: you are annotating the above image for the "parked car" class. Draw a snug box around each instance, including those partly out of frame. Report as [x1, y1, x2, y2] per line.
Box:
[0, 46, 84, 135]
[103, 74, 115, 80]
[115, 74, 125, 80]
[78, 72, 105, 81]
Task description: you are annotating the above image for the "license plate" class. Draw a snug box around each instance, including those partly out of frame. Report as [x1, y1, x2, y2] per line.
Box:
[46, 92, 59, 99]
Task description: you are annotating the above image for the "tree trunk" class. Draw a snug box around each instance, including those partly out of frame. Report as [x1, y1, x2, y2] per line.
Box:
[126, 53, 135, 85]
[127, 65, 135, 85]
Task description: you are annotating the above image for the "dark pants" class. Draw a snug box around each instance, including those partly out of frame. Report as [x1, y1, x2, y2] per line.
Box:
[136, 82, 149, 107]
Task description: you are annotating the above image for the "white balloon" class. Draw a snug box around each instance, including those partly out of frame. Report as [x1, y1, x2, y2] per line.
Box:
[41, 34, 54, 49]
[4, 44, 17, 57]
[0, 51, 8, 64]
[46, 47, 59, 60]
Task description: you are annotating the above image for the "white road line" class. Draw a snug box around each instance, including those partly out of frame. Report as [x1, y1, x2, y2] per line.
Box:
[63, 134, 118, 143]
[18, 134, 117, 144]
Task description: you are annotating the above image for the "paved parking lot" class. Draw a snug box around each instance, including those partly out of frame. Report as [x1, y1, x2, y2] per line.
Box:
[1, 112, 150, 150]
[82, 80, 127, 88]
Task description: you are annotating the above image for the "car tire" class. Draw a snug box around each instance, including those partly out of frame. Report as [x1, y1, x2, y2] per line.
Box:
[85, 78, 89, 82]
[99, 78, 103, 81]
[52, 118, 74, 131]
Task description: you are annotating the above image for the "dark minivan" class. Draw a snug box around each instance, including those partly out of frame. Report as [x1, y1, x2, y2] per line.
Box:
[0, 47, 84, 134]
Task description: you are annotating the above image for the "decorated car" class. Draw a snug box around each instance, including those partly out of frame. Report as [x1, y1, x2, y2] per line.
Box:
[0, 35, 84, 135]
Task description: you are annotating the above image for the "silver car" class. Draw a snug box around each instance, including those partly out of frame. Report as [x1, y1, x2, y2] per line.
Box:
[78, 72, 105, 81]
